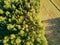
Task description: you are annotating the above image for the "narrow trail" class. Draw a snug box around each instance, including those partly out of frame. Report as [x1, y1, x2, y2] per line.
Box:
[40, 0, 60, 45]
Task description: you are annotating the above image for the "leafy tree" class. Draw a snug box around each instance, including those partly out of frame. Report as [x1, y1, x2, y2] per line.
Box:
[0, 0, 48, 45]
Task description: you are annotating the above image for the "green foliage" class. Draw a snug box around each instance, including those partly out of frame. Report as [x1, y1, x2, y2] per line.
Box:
[0, 9, 4, 14]
[0, 0, 48, 45]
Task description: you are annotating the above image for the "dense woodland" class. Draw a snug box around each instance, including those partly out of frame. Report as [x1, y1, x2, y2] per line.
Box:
[0, 0, 48, 45]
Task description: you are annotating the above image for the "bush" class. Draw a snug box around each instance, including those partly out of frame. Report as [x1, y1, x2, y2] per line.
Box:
[0, 0, 48, 45]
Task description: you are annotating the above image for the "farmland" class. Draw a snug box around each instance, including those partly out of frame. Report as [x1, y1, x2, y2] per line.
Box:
[53, 0, 60, 9]
[40, 0, 60, 45]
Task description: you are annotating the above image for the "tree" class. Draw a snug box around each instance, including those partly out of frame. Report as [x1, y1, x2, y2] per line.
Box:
[0, 0, 48, 45]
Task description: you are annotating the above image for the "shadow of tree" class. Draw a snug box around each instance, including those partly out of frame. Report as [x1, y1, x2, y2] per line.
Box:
[0, 23, 19, 40]
[42, 17, 60, 25]
[42, 17, 60, 45]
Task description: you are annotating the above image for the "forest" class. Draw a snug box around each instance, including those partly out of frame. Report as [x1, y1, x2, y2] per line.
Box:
[0, 0, 60, 45]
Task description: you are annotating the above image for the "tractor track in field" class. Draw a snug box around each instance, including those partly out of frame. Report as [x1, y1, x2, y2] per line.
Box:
[49, 0, 60, 11]
[41, 0, 60, 45]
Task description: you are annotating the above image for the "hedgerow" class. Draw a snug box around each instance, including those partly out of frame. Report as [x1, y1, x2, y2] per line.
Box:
[0, 0, 48, 45]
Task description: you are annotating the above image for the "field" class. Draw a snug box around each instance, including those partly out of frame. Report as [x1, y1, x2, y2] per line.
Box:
[40, 0, 60, 45]
[53, 0, 60, 9]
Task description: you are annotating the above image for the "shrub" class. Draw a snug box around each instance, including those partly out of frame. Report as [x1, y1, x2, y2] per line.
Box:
[0, 0, 48, 45]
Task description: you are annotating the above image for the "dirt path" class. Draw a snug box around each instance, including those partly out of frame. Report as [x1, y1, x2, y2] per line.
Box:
[40, 0, 60, 45]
